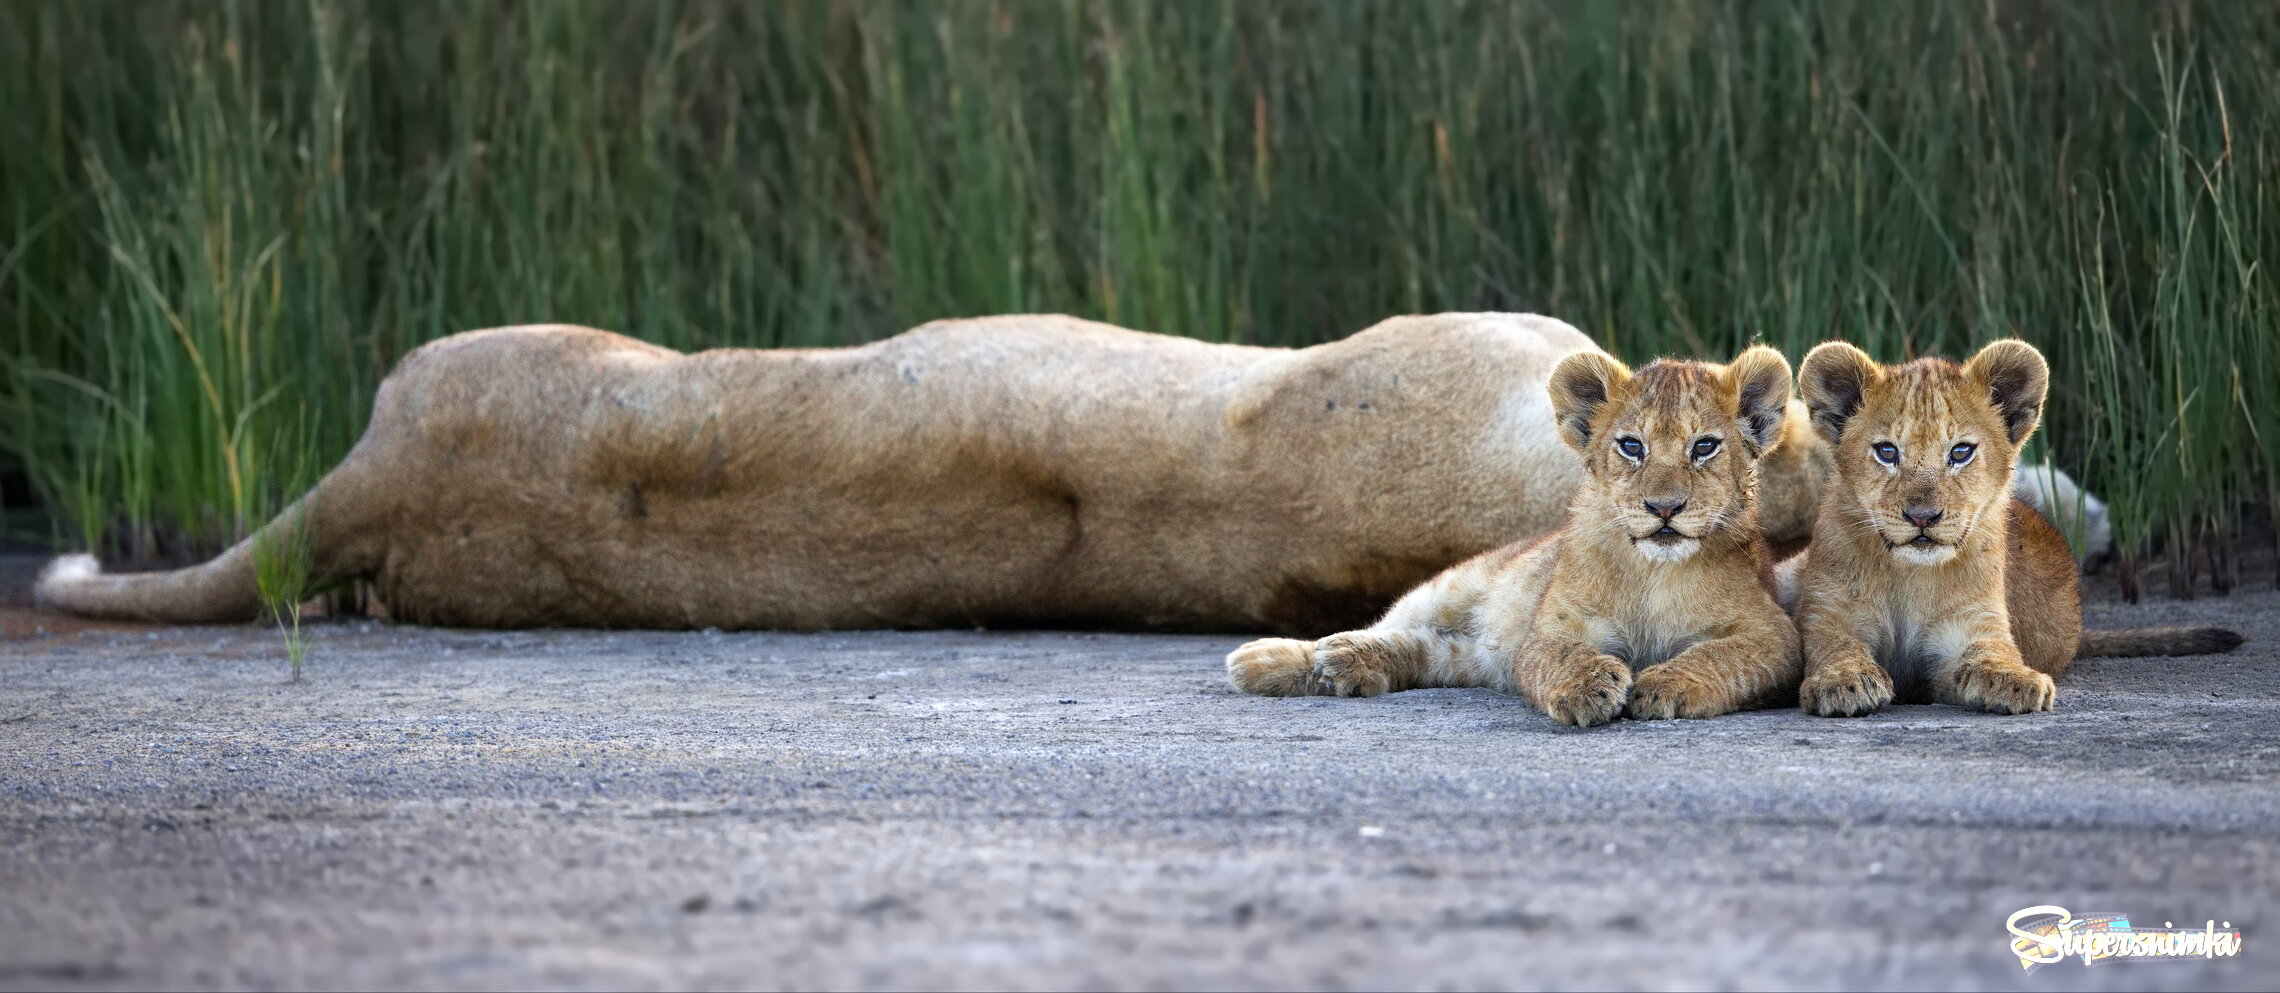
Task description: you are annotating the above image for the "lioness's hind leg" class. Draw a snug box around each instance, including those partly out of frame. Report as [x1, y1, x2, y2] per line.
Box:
[1227, 638, 1322, 696]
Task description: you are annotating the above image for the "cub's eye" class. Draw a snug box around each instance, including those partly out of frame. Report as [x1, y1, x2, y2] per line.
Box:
[1691, 437, 1720, 459]
[1616, 437, 1645, 460]
[1872, 442, 1900, 465]
[1948, 442, 1977, 465]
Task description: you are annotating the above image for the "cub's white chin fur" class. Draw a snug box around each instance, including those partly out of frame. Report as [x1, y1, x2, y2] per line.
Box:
[1890, 542, 1957, 566]
[1632, 538, 1699, 564]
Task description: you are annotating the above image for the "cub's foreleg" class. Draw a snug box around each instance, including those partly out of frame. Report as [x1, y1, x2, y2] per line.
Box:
[1936, 618, 2055, 715]
[1226, 638, 1327, 696]
[1225, 627, 1472, 697]
[1626, 609, 1802, 720]
[1227, 546, 1507, 698]
[1512, 633, 1631, 727]
[1310, 628, 1446, 696]
[1797, 603, 1895, 718]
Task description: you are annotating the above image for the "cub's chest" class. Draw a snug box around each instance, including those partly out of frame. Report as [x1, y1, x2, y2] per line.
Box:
[1585, 620, 1696, 670]
[1580, 584, 1713, 670]
[1864, 603, 1976, 692]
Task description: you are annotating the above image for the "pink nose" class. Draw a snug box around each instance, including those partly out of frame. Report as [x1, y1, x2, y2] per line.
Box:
[1903, 506, 1943, 529]
[1643, 498, 1686, 521]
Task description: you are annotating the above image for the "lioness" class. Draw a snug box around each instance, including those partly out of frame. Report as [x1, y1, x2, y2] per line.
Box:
[1789, 340, 2244, 717]
[1226, 347, 1802, 726]
[35, 313, 1841, 633]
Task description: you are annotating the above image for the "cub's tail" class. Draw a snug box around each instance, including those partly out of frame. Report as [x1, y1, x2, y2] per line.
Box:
[2077, 626, 2246, 659]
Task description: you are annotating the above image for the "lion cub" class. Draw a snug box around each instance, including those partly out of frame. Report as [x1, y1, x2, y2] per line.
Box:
[1789, 340, 2241, 717]
[1226, 347, 1802, 726]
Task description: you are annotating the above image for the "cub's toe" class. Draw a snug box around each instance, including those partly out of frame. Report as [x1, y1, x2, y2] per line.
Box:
[1312, 632, 1397, 697]
[1625, 665, 1730, 721]
[1543, 655, 1631, 727]
[1951, 664, 2055, 715]
[1800, 659, 1893, 718]
[1227, 639, 1319, 696]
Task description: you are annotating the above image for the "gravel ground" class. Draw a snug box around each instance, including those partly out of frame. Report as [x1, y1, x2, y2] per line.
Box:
[0, 554, 2274, 991]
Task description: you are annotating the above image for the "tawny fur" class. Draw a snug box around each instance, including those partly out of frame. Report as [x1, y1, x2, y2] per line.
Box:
[1227, 347, 1804, 727]
[26, 314, 1830, 632]
[1787, 340, 2243, 718]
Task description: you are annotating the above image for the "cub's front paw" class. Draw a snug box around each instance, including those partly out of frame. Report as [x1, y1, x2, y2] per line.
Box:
[1948, 661, 2055, 715]
[1625, 663, 1731, 721]
[1541, 654, 1631, 727]
[1311, 631, 1404, 697]
[1799, 656, 1893, 718]
[1226, 638, 1320, 696]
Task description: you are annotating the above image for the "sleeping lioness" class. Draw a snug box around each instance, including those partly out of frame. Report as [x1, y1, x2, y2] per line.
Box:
[47, 313, 1844, 632]
[1226, 347, 1802, 726]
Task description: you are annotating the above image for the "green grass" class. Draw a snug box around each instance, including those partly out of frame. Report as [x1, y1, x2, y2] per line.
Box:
[250, 403, 321, 678]
[3, 0, 2276, 601]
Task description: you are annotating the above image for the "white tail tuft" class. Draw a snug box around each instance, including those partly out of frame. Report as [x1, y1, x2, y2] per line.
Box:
[2011, 462, 2112, 560]
[32, 553, 102, 607]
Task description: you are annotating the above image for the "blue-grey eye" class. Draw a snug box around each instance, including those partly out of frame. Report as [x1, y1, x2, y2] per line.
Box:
[1948, 442, 1977, 465]
[1873, 442, 1899, 465]
[1617, 437, 1645, 459]
[1691, 437, 1720, 459]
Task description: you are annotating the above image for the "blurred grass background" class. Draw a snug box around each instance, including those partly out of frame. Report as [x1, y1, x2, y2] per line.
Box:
[1, 0, 2274, 598]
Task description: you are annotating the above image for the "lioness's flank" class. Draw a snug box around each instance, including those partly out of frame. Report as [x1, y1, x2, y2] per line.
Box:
[1789, 340, 2244, 718]
[1226, 347, 1803, 727]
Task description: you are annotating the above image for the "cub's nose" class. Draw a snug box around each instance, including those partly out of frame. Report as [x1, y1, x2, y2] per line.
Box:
[1643, 497, 1687, 521]
[1902, 505, 1944, 529]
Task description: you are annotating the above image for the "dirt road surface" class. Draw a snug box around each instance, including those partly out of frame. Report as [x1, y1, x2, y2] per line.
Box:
[2, 555, 2273, 990]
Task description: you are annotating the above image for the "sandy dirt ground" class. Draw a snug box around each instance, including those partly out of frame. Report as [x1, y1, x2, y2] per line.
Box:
[0, 553, 2273, 991]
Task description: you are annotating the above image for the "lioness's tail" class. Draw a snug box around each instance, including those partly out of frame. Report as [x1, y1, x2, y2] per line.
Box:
[2077, 626, 2246, 659]
[33, 463, 376, 624]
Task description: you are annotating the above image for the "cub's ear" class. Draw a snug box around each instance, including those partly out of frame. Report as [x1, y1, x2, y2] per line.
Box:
[1724, 345, 1793, 457]
[1965, 339, 2048, 445]
[1547, 350, 1633, 454]
[1799, 341, 1881, 445]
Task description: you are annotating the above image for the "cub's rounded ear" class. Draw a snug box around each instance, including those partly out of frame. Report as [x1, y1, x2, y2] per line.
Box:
[1725, 345, 1793, 456]
[1965, 339, 2048, 445]
[1799, 341, 1881, 445]
[1547, 350, 1633, 454]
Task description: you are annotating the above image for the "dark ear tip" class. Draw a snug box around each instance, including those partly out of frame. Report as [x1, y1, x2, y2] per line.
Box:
[1802, 339, 1868, 362]
[1552, 349, 1618, 378]
[1800, 342, 1867, 381]
[1799, 341, 1876, 398]
[1732, 344, 1793, 376]
[1549, 351, 1631, 400]
[1975, 339, 2050, 378]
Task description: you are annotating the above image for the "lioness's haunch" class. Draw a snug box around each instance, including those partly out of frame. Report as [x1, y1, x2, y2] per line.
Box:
[1786, 340, 2244, 717]
[35, 314, 1832, 632]
[1227, 347, 1803, 726]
